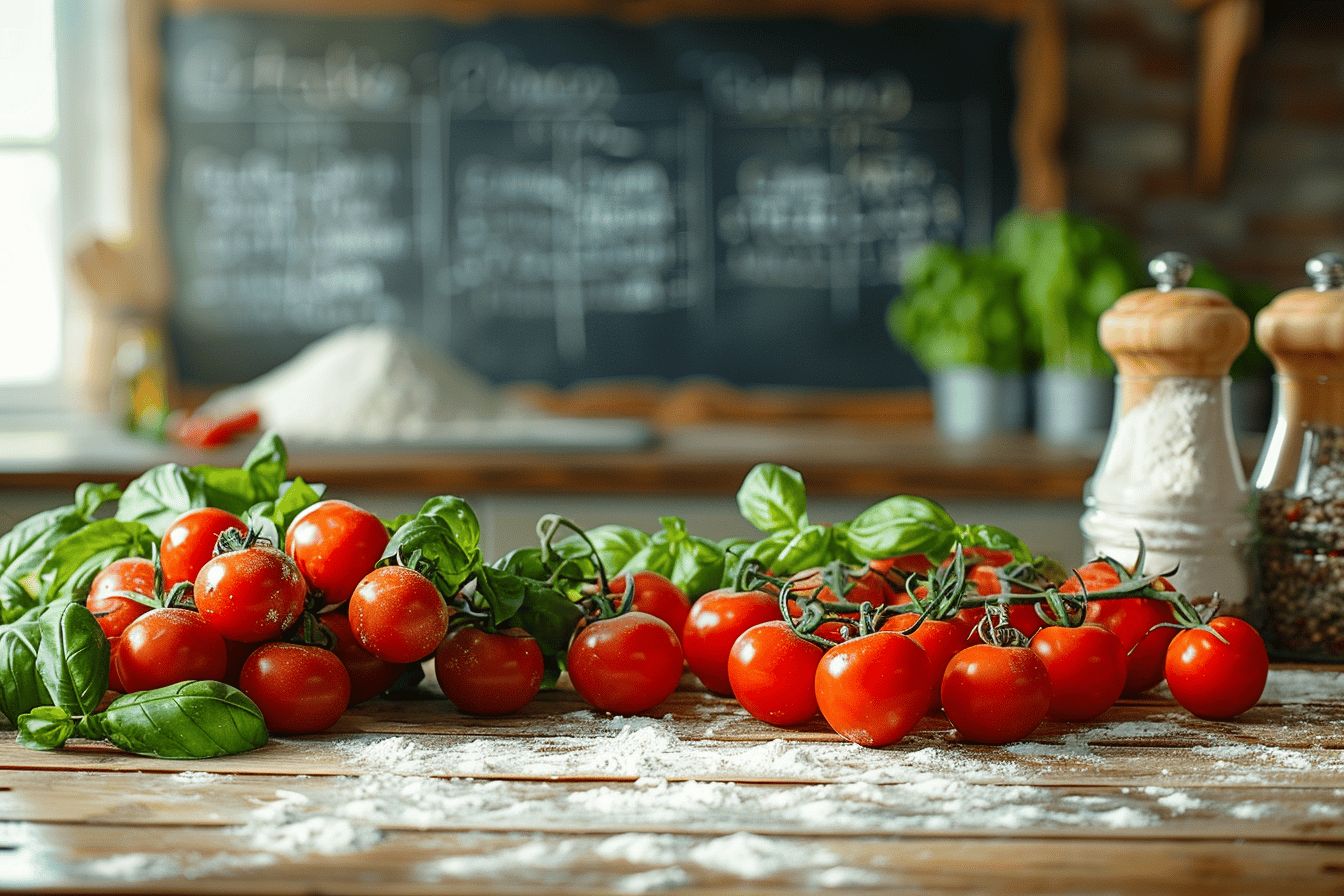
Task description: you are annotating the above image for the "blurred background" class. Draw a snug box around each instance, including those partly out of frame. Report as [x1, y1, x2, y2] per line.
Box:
[2, 0, 1342, 560]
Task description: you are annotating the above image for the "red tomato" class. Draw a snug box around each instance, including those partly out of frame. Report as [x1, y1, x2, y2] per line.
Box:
[957, 566, 1045, 641]
[1165, 617, 1268, 720]
[239, 643, 351, 735]
[87, 557, 156, 639]
[941, 644, 1051, 745]
[788, 567, 893, 610]
[348, 566, 450, 663]
[1072, 563, 1178, 695]
[107, 637, 124, 692]
[727, 620, 825, 727]
[681, 588, 781, 695]
[609, 572, 691, 635]
[815, 631, 930, 747]
[285, 500, 390, 606]
[115, 608, 227, 692]
[160, 507, 246, 589]
[882, 612, 973, 712]
[322, 612, 405, 705]
[567, 611, 683, 715]
[1029, 624, 1128, 721]
[222, 639, 256, 687]
[871, 554, 934, 576]
[435, 627, 543, 715]
[194, 544, 306, 643]
[175, 409, 261, 449]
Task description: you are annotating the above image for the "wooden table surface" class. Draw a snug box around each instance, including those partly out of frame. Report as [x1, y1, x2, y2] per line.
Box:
[2, 665, 1341, 895]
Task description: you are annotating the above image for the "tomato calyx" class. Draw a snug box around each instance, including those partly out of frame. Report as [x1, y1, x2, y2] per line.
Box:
[581, 573, 638, 624]
[92, 547, 197, 615]
[975, 605, 1030, 648]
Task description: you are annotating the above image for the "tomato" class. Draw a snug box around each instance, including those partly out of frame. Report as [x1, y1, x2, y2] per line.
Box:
[115, 608, 227, 692]
[239, 643, 351, 735]
[107, 637, 124, 692]
[349, 566, 451, 663]
[788, 567, 893, 609]
[160, 507, 246, 589]
[87, 557, 155, 639]
[941, 644, 1051, 745]
[435, 627, 543, 715]
[681, 589, 780, 695]
[567, 611, 683, 714]
[1165, 617, 1268, 720]
[882, 613, 973, 712]
[285, 500, 390, 606]
[194, 544, 306, 643]
[222, 639, 255, 687]
[322, 612, 405, 705]
[815, 631, 930, 747]
[727, 620, 825, 726]
[1029, 624, 1128, 721]
[957, 566, 1045, 641]
[870, 554, 934, 576]
[175, 408, 261, 449]
[609, 572, 691, 635]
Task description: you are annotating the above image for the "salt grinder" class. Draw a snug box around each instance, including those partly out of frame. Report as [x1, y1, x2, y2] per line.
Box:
[1080, 251, 1255, 617]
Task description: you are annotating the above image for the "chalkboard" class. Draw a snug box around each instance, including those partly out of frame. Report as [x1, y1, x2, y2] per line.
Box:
[141, 2, 1057, 389]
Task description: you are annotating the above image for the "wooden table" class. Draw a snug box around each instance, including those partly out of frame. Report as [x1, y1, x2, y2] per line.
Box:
[2, 666, 1341, 895]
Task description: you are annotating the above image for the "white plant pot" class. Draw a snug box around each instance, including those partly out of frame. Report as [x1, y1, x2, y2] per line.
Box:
[1034, 370, 1112, 445]
[930, 367, 1028, 441]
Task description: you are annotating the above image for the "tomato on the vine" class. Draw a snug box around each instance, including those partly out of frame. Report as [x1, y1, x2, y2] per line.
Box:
[941, 644, 1051, 744]
[87, 557, 155, 639]
[870, 554, 934, 576]
[681, 588, 780, 695]
[788, 567, 893, 610]
[815, 631, 930, 747]
[1068, 561, 1178, 695]
[608, 572, 691, 635]
[194, 543, 306, 643]
[881, 612, 972, 712]
[322, 612, 405, 705]
[567, 611, 683, 714]
[239, 642, 351, 735]
[436, 627, 543, 715]
[957, 565, 1045, 641]
[114, 608, 227, 692]
[1029, 624, 1128, 721]
[727, 620, 825, 726]
[348, 566, 451, 663]
[1164, 617, 1268, 720]
[160, 507, 245, 589]
[285, 500, 390, 606]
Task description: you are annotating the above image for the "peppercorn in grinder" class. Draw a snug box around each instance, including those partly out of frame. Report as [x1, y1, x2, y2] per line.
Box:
[1252, 252, 1344, 659]
[1081, 251, 1255, 620]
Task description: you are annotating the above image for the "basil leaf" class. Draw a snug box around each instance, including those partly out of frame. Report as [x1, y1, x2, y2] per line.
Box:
[116, 464, 206, 535]
[76, 680, 267, 759]
[0, 506, 92, 620]
[388, 516, 481, 596]
[0, 621, 48, 725]
[417, 496, 481, 553]
[723, 532, 794, 587]
[474, 567, 528, 628]
[736, 463, 808, 535]
[771, 524, 835, 575]
[845, 496, 957, 561]
[74, 482, 123, 519]
[557, 525, 650, 577]
[17, 705, 75, 751]
[492, 547, 550, 580]
[954, 524, 1032, 564]
[620, 540, 675, 581]
[499, 577, 583, 662]
[655, 518, 726, 600]
[37, 519, 157, 604]
[191, 431, 290, 515]
[251, 477, 324, 538]
[36, 602, 109, 715]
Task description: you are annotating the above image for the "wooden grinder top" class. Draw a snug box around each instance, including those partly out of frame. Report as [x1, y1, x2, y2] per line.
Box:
[1255, 251, 1344, 427]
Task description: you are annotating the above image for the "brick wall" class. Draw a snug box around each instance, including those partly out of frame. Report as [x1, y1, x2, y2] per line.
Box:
[1064, 0, 1344, 289]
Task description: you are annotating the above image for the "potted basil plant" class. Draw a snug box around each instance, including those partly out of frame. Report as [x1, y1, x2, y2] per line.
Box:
[888, 244, 1028, 440]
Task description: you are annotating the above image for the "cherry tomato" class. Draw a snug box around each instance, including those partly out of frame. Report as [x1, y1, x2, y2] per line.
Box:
[681, 588, 780, 695]
[815, 631, 930, 747]
[285, 500, 390, 606]
[194, 544, 306, 643]
[87, 557, 155, 639]
[1165, 617, 1268, 720]
[882, 612, 973, 712]
[115, 608, 227, 692]
[349, 566, 450, 663]
[941, 644, 1051, 745]
[870, 554, 934, 576]
[1030, 624, 1128, 721]
[788, 567, 893, 610]
[160, 507, 246, 589]
[957, 566, 1045, 642]
[322, 612, 405, 705]
[567, 611, 683, 715]
[435, 627, 543, 715]
[608, 572, 691, 635]
[727, 620, 825, 726]
[239, 643, 351, 735]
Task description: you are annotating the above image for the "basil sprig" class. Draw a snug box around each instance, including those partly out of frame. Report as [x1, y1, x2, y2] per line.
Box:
[35, 603, 109, 715]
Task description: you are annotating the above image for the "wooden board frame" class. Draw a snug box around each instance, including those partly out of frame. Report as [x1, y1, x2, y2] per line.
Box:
[125, 0, 1065, 311]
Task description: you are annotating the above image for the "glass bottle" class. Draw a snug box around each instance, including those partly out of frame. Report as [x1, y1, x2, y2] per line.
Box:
[1080, 252, 1256, 619]
[1252, 252, 1344, 659]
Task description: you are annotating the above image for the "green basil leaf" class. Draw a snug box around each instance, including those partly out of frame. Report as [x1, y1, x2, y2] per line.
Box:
[116, 464, 206, 535]
[36, 602, 109, 715]
[191, 431, 290, 515]
[620, 540, 676, 581]
[556, 525, 650, 577]
[845, 496, 957, 561]
[0, 506, 93, 617]
[771, 524, 835, 575]
[722, 532, 794, 587]
[667, 532, 727, 601]
[736, 463, 808, 535]
[251, 477, 324, 538]
[240, 432, 287, 493]
[499, 578, 583, 662]
[388, 516, 480, 596]
[77, 680, 268, 759]
[492, 547, 550, 580]
[37, 519, 157, 604]
[0, 621, 48, 725]
[418, 496, 481, 554]
[474, 567, 528, 628]
[74, 482, 123, 519]
[0, 579, 37, 626]
[954, 524, 1032, 563]
[17, 705, 75, 751]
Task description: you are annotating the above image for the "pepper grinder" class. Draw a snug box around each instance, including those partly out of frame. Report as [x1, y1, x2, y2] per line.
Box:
[1080, 251, 1256, 618]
